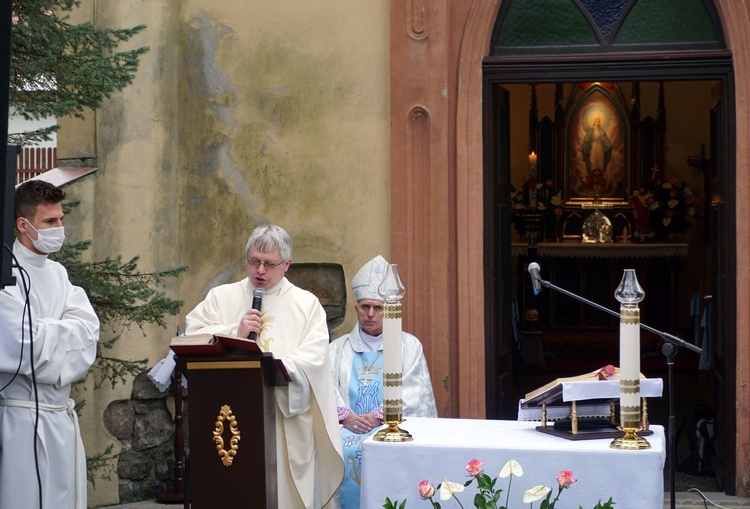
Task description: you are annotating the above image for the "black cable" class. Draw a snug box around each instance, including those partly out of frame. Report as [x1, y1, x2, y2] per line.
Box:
[0, 244, 27, 393]
[2, 242, 44, 509]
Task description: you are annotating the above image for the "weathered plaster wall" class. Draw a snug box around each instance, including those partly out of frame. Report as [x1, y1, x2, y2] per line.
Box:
[174, 1, 391, 312]
[57, 1, 391, 506]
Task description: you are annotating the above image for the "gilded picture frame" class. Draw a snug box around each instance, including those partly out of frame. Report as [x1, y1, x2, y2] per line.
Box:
[565, 83, 630, 204]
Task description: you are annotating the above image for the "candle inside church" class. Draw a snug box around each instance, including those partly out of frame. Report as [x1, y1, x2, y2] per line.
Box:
[529, 151, 537, 167]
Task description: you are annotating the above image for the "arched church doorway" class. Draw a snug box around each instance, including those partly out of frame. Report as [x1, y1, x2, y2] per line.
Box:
[482, 0, 735, 493]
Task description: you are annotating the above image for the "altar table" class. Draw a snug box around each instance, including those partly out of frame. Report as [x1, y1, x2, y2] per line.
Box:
[360, 417, 665, 509]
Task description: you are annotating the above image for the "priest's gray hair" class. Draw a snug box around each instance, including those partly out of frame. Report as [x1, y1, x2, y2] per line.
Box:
[245, 224, 293, 261]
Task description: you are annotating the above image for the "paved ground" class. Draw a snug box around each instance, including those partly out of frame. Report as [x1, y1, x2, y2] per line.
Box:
[670, 490, 750, 507]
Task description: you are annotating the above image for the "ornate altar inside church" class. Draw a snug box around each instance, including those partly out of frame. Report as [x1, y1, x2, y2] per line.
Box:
[511, 81, 702, 344]
[512, 80, 705, 245]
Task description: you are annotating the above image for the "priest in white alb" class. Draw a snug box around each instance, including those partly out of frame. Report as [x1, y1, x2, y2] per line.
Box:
[185, 224, 344, 509]
[329, 255, 437, 509]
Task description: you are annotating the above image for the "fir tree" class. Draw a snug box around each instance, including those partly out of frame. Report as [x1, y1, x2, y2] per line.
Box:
[53, 223, 187, 391]
[9, 0, 148, 144]
[9, 3, 183, 485]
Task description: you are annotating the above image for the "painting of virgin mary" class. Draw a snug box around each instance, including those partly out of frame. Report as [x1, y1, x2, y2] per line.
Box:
[566, 85, 628, 202]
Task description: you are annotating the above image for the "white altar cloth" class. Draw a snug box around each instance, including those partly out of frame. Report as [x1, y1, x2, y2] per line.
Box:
[360, 417, 665, 509]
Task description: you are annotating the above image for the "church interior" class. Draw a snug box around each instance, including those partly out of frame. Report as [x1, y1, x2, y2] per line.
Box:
[501, 79, 721, 490]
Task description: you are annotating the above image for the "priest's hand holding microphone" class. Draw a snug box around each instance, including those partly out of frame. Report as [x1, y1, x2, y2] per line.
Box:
[237, 287, 265, 339]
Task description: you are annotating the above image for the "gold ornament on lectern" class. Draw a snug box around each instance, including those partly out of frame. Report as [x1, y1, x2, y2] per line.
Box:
[611, 269, 651, 450]
[213, 404, 242, 466]
[373, 263, 413, 442]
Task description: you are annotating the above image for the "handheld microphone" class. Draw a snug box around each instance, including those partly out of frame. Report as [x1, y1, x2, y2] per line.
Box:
[248, 287, 265, 340]
[528, 262, 542, 295]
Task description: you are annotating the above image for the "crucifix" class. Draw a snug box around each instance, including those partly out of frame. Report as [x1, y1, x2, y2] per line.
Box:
[359, 368, 378, 386]
[649, 164, 661, 182]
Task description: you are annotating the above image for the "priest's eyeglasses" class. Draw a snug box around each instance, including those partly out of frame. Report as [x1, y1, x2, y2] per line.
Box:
[247, 258, 286, 269]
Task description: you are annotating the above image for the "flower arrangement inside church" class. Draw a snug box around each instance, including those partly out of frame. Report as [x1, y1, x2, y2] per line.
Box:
[383, 458, 614, 509]
[510, 178, 565, 238]
[644, 178, 703, 238]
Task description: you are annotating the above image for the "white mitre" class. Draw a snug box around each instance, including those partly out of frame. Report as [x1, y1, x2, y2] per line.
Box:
[351, 255, 388, 302]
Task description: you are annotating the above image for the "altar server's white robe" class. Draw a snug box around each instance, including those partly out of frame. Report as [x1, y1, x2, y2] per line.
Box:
[185, 277, 344, 509]
[329, 324, 438, 418]
[0, 240, 100, 509]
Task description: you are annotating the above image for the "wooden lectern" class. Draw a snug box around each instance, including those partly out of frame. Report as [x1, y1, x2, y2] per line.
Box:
[173, 335, 289, 509]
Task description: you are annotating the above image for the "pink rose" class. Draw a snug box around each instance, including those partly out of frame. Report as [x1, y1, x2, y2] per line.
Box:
[418, 480, 435, 499]
[465, 459, 484, 477]
[556, 470, 576, 489]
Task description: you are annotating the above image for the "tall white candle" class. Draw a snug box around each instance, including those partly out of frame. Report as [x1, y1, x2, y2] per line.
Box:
[619, 305, 641, 428]
[382, 302, 403, 421]
[615, 269, 644, 430]
[378, 263, 406, 422]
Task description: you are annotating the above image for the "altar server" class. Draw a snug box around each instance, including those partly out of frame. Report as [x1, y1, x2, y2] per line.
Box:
[185, 224, 344, 508]
[0, 180, 100, 509]
[329, 255, 437, 509]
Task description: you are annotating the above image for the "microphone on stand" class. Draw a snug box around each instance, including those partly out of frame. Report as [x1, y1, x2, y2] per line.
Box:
[248, 287, 265, 340]
[528, 262, 542, 295]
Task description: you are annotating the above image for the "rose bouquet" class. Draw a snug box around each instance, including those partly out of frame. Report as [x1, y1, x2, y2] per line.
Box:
[644, 178, 703, 238]
[383, 458, 614, 509]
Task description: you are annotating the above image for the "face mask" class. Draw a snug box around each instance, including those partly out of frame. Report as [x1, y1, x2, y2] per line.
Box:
[24, 220, 65, 253]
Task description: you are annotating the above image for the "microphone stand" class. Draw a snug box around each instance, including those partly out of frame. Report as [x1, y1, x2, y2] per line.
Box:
[534, 275, 702, 509]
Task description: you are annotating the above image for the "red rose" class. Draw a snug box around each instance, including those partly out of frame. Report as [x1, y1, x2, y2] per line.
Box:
[556, 470, 576, 489]
[465, 459, 484, 477]
[418, 480, 435, 499]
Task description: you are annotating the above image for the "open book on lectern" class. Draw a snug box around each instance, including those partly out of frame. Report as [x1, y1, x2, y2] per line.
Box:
[169, 332, 263, 354]
[169, 333, 290, 381]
